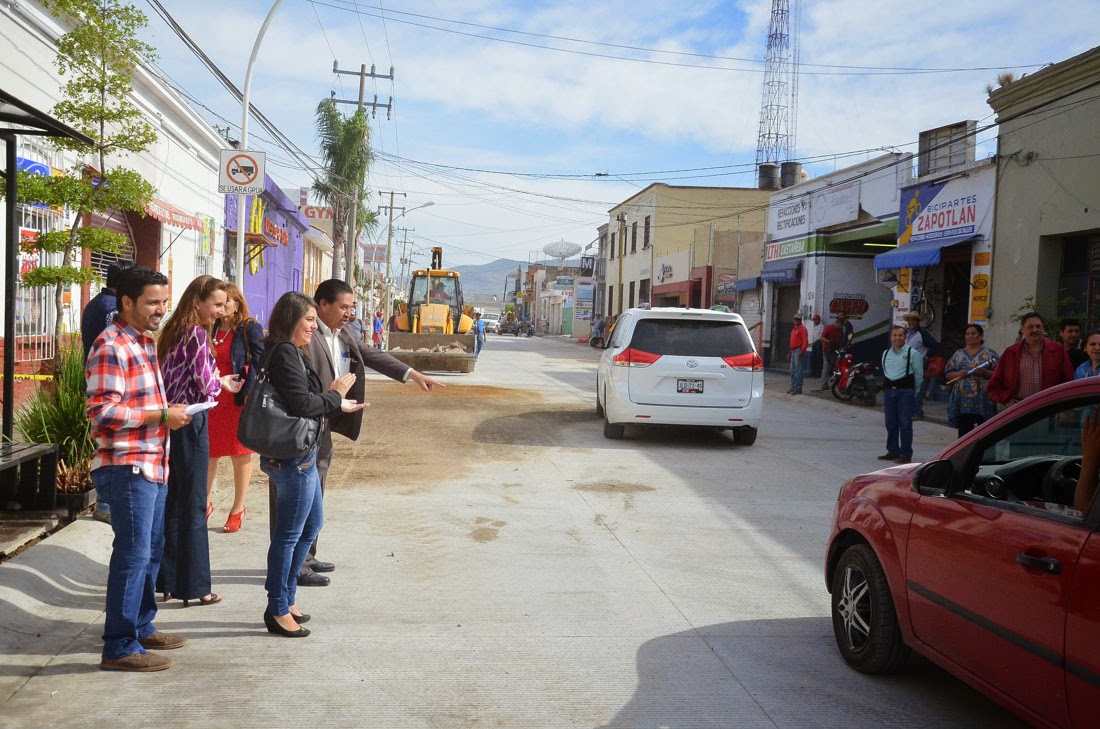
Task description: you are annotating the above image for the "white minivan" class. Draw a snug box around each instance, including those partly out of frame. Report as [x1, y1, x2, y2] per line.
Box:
[596, 307, 763, 444]
[482, 312, 501, 334]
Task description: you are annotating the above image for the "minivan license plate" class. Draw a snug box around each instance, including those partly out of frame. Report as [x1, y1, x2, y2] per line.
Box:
[677, 379, 704, 393]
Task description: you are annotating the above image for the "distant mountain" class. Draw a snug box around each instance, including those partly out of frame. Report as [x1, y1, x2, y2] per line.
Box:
[451, 257, 583, 306]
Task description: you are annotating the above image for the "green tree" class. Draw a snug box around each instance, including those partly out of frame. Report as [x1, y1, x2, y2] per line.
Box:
[312, 98, 376, 280]
[15, 0, 157, 350]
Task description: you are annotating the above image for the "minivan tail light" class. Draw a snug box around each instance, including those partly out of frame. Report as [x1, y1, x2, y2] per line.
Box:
[613, 347, 661, 367]
[723, 352, 762, 370]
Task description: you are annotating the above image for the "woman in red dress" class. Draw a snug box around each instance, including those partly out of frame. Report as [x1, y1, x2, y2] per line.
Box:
[206, 284, 265, 532]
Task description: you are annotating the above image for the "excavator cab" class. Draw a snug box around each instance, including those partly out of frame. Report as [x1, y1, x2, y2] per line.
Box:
[388, 247, 476, 372]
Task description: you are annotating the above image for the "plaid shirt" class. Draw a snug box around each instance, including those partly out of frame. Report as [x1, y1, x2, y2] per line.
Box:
[1016, 345, 1044, 402]
[86, 318, 170, 483]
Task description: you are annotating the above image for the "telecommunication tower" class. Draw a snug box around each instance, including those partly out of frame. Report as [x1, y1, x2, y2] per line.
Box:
[755, 0, 801, 167]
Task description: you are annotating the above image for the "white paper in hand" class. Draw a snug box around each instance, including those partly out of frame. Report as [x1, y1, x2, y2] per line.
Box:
[184, 401, 218, 416]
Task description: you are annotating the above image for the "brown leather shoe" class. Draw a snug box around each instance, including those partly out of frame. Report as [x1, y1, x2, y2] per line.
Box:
[894, 457, 912, 464]
[100, 651, 172, 672]
[877, 453, 900, 460]
[139, 632, 188, 650]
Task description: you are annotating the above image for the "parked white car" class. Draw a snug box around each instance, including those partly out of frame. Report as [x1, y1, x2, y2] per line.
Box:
[482, 312, 501, 334]
[595, 307, 763, 444]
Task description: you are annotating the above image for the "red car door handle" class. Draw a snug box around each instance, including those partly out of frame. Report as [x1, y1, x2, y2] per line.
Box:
[1017, 552, 1062, 575]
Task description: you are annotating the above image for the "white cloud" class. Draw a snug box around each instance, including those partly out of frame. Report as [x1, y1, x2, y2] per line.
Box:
[140, 0, 1100, 265]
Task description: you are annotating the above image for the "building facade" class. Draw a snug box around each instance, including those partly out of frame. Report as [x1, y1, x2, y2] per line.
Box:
[1, 0, 225, 354]
[603, 184, 769, 316]
[761, 154, 913, 365]
[986, 46, 1100, 351]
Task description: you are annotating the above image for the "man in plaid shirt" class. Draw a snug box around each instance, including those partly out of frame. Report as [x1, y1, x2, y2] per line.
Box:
[86, 266, 192, 672]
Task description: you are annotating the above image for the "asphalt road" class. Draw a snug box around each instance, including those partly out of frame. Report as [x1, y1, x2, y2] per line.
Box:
[0, 333, 1027, 728]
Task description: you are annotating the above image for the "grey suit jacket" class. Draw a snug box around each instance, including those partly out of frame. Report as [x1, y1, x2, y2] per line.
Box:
[305, 325, 411, 441]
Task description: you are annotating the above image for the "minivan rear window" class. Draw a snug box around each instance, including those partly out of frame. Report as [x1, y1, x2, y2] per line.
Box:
[629, 319, 754, 357]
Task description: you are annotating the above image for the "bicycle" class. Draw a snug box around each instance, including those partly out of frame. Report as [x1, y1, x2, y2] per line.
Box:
[908, 273, 938, 328]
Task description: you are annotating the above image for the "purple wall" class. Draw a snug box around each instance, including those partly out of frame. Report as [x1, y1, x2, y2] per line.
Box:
[224, 176, 309, 326]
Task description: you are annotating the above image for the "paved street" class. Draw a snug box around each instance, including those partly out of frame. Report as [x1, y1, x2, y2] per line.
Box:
[0, 335, 1024, 728]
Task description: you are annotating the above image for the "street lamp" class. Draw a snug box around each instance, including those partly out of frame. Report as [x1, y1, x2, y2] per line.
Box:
[383, 200, 434, 346]
[233, 0, 284, 286]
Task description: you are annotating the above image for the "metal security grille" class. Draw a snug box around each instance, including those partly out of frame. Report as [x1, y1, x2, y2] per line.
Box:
[16, 205, 62, 362]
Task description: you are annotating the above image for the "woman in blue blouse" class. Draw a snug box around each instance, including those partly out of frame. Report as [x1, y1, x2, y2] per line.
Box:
[1074, 330, 1100, 380]
[945, 323, 999, 437]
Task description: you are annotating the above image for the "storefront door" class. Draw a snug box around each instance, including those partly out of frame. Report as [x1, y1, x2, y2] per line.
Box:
[772, 284, 801, 365]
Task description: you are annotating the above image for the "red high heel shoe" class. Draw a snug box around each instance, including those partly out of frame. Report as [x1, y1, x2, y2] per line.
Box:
[223, 508, 245, 533]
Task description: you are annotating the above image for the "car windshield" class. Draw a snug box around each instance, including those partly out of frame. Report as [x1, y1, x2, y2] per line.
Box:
[628, 318, 754, 357]
[979, 407, 1091, 465]
[485, 314, 500, 321]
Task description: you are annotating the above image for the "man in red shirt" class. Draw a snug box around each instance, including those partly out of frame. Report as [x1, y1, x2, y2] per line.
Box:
[788, 314, 809, 394]
[819, 317, 844, 389]
[87, 267, 192, 672]
[987, 311, 1073, 405]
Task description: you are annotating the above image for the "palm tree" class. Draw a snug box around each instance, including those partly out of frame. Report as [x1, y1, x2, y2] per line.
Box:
[313, 98, 375, 280]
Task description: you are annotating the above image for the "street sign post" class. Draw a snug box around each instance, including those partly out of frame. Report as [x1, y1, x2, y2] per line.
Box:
[218, 150, 265, 195]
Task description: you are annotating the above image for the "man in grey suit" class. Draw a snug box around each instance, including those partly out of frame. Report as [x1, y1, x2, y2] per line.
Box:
[297, 279, 442, 586]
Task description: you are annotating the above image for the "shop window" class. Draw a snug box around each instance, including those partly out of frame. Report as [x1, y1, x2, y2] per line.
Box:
[639, 278, 650, 305]
[643, 216, 651, 249]
[1059, 235, 1100, 329]
[631, 222, 638, 254]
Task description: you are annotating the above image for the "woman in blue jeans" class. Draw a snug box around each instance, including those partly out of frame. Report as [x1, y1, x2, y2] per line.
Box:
[260, 292, 362, 637]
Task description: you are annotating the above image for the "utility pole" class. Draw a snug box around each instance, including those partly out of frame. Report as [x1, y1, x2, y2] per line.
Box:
[395, 226, 412, 294]
[331, 62, 394, 284]
[378, 190, 406, 346]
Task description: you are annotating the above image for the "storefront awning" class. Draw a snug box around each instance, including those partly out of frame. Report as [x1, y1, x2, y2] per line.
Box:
[873, 235, 977, 270]
[732, 277, 759, 292]
[761, 258, 801, 283]
[145, 198, 201, 231]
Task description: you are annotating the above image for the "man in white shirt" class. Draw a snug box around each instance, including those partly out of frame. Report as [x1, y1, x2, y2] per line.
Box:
[286, 279, 442, 587]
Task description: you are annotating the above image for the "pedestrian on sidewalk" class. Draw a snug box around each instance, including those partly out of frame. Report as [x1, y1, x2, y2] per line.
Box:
[945, 323, 998, 437]
[207, 283, 264, 533]
[987, 312, 1073, 406]
[474, 311, 486, 359]
[878, 325, 923, 465]
[259, 291, 363, 638]
[86, 266, 192, 672]
[82, 261, 134, 526]
[819, 316, 843, 389]
[1061, 318, 1088, 370]
[156, 276, 241, 609]
[788, 314, 809, 395]
[1074, 330, 1100, 380]
[289, 279, 442, 588]
[809, 314, 823, 378]
[902, 311, 939, 419]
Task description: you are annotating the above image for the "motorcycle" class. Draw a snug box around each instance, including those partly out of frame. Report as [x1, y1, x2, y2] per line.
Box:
[827, 349, 877, 407]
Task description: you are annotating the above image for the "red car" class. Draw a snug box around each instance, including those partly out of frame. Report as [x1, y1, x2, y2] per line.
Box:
[826, 376, 1100, 728]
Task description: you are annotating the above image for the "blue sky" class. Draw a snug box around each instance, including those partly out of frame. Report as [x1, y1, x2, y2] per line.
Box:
[141, 0, 1100, 266]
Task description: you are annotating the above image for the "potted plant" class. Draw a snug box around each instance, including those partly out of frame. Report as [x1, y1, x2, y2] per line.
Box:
[15, 341, 96, 517]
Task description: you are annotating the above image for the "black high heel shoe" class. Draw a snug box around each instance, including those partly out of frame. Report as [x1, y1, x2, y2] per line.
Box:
[290, 612, 310, 624]
[263, 611, 310, 637]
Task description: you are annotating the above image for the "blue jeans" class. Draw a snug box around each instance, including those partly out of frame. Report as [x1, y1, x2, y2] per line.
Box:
[475, 335, 485, 359]
[884, 388, 916, 459]
[790, 350, 808, 392]
[92, 465, 167, 660]
[94, 487, 110, 516]
[262, 451, 324, 616]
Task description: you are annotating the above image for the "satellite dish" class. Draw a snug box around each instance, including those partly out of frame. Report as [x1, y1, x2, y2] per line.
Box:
[543, 240, 582, 264]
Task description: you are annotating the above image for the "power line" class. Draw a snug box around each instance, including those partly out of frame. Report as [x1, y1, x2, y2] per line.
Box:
[308, 0, 1045, 77]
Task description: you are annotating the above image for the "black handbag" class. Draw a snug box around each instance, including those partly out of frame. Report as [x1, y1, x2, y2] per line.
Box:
[237, 344, 320, 460]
